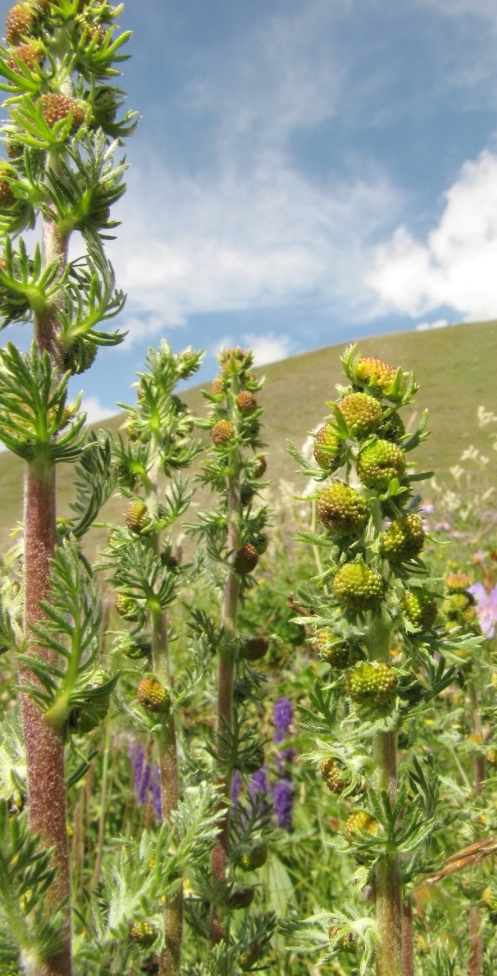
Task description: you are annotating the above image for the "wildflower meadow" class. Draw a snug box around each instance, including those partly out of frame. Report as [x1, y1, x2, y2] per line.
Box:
[0, 4, 497, 976]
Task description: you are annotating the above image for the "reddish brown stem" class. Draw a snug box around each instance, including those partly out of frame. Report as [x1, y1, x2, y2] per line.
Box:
[401, 897, 414, 976]
[22, 466, 72, 976]
[469, 906, 483, 976]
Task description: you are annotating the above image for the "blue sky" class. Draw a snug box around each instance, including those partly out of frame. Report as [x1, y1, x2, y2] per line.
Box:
[3, 0, 497, 419]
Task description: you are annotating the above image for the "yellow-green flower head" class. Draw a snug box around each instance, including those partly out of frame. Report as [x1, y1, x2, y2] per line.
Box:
[5, 3, 35, 45]
[211, 419, 235, 446]
[115, 594, 140, 620]
[137, 677, 170, 713]
[338, 392, 383, 438]
[125, 502, 150, 535]
[355, 355, 404, 399]
[313, 424, 344, 471]
[0, 164, 17, 209]
[446, 572, 472, 593]
[333, 563, 385, 611]
[347, 661, 397, 706]
[381, 513, 425, 563]
[357, 440, 406, 490]
[313, 629, 357, 669]
[236, 390, 257, 415]
[486, 748, 497, 768]
[344, 810, 377, 844]
[442, 592, 472, 619]
[317, 482, 369, 536]
[128, 920, 157, 946]
[482, 887, 497, 914]
[321, 757, 349, 794]
[329, 928, 360, 954]
[402, 589, 437, 632]
[236, 844, 268, 871]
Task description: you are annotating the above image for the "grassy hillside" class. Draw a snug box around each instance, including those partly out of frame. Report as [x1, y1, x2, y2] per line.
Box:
[1, 318, 496, 555]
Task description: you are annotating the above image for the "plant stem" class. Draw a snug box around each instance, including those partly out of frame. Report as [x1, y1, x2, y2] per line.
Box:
[401, 896, 414, 976]
[468, 680, 484, 976]
[146, 468, 183, 976]
[21, 212, 71, 976]
[210, 476, 241, 948]
[369, 613, 402, 976]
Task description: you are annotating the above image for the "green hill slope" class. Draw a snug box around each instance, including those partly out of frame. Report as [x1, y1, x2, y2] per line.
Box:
[1, 319, 496, 555]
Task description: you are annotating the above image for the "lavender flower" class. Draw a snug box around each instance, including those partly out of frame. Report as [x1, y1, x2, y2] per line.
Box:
[468, 583, 497, 638]
[273, 778, 294, 830]
[273, 697, 293, 744]
[250, 766, 269, 798]
[151, 767, 162, 822]
[231, 770, 242, 806]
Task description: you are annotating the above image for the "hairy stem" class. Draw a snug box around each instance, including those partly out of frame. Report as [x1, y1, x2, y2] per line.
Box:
[468, 681, 484, 976]
[210, 476, 241, 949]
[369, 613, 402, 976]
[146, 469, 183, 976]
[21, 208, 71, 976]
[401, 896, 414, 976]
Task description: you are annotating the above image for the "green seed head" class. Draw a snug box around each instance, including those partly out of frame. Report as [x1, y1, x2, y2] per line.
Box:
[347, 661, 397, 706]
[381, 513, 425, 563]
[313, 630, 358, 669]
[234, 544, 259, 575]
[355, 355, 403, 399]
[236, 390, 257, 415]
[115, 594, 140, 620]
[128, 920, 157, 946]
[357, 439, 406, 490]
[313, 424, 344, 471]
[125, 502, 150, 535]
[237, 845, 268, 871]
[317, 482, 369, 536]
[240, 637, 269, 661]
[333, 563, 385, 611]
[338, 392, 382, 438]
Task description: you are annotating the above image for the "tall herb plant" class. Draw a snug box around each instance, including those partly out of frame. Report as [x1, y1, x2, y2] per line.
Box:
[0, 1, 134, 973]
[288, 348, 481, 975]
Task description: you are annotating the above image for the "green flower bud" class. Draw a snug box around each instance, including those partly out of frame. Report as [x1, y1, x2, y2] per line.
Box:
[128, 920, 157, 946]
[317, 482, 368, 536]
[344, 810, 377, 844]
[211, 419, 235, 446]
[347, 661, 397, 706]
[137, 677, 170, 713]
[125, 502, 151, 535]
[446, 572, 472, 593]
[338, 392, 382, 438]
[236, 844, 268, 871]
[355, 355, 404, 399]
[236, 390, 257, 415]
[313, 630, 360, 669]
[402, 589, 437, 631]
[313, 424, 344, 471]
[333, 563, 385, 611]
[234, 544, 259, 575]
[240, 637, 269, 661]
[357, 440, 406, 490]
[380, 513, 424, 563]
[321, 758, 350, 794]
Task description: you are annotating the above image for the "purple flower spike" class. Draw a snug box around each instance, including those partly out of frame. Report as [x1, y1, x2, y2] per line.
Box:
[273, 778, 294, 830]
[151, 768, 162, 822]
[138, 760, 152, 805]
[133, 747, 145, 797]
[468, 582, 497, 638]
[231, 770, 242, 806]
[250, 766, 268, 798]
[273, 697, 293, 744]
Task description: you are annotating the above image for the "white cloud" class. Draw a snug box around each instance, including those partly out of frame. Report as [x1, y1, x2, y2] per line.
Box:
[243, 333, 293, 367]
[367, 150, 497, 321]
[415, 318, 449, 331]
[81, 397, 119, 426]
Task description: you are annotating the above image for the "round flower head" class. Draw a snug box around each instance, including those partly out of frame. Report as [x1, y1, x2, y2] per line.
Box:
[0, 165, 16, 209]
[211, 419, 235, 446]
[125, 501, 150, 535]
[236, 844, 268, 871]
[347, 661, 397, 706]
[446, 572, 472, 593]
[381, 513, 425, 563]
[227, 886, 255, 909]
[240, 636, 269, 661]
[211, 374, 225, 396]
[128, 921, 157, 947]
[137, 677, 170, 713]
[40, 93, 85, 132]
[333, 563, 385, 611]
[313, 630, 360, 669]
[236, 390, 257, 415]
[313, 424, 344, 471]
[273, 697, 293, 740]
[252, 454, 267, 479]
[115, 593, 140, 620]
[5, 3, 35, 45]
[234, 543, 259, 575]
[357, 440, 406, 490]
[402, 589, 438, 632]
[317, 482, 369, 536]
[344, 810, 377, 844]
[321, 757, 349, 794]
[338, 392, 382, 438]
[8, 41, 44, 73]
[355, 356, 404, 399]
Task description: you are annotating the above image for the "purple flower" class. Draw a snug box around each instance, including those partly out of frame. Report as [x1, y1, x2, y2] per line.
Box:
[138, 760, 152, 805]
[231, 770, 242, 806]
[420, 502, 434, 514]
[434, 521, 451, 532]
[273, 778, 294, 830]
[151, 768, 162, 822]
[473, 550, 487, 565]
[250, 766, 269, 798]
[273, 697, 293, 744]
[468, 583, 497, 638]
